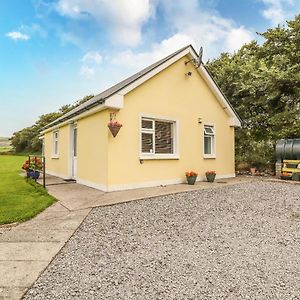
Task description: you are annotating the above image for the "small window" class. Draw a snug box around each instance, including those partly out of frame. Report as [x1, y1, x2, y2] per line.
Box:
[204, 126, 214, 135]
[141, 117, 176, 157]
[53, 131, 59, 157]
[204, 125, 215, 156]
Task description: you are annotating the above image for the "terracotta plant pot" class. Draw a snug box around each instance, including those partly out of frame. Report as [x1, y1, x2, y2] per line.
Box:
[186, 175, 197, 185]
[108, 123, 122, 137]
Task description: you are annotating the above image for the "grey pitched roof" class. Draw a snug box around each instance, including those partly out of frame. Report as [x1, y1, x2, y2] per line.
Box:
[43, 45, 192, 130]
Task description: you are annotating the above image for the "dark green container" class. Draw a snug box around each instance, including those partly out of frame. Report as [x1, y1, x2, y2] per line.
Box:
[186, 176, 197, 185]
[292, 173, 300, 181]
[206, 173, 216, 182]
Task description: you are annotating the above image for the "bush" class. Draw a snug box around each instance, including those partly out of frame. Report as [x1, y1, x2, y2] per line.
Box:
[236, 140, 275, 171]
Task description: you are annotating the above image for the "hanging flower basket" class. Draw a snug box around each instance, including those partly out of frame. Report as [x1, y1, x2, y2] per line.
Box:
[108, 121, 122, 137]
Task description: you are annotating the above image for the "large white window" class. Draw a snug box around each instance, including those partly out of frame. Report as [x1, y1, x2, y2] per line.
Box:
[52, 131, 59, 157]
[204, 125, 215, 158]
[141, 116, 178, 159]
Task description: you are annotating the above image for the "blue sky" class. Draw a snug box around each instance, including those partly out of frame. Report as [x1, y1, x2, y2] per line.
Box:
[1, 0, 300, 137]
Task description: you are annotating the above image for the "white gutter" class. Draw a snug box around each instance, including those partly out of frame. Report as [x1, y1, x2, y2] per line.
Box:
[40, 94, 124, 134]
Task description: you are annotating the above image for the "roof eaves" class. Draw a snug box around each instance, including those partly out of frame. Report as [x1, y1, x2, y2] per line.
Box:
[42, 45, 192, 131]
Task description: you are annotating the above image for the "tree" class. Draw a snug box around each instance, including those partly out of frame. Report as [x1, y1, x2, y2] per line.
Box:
[11, 95, 94, 153]
[207, 15, 300, 169]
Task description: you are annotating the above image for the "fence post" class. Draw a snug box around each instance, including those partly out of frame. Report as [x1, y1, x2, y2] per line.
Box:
[43, 156, 46, 188]
[34, 156, 37, 182]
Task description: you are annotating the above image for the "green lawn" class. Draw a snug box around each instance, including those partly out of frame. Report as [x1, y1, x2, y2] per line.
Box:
[0, 155, 56, 225]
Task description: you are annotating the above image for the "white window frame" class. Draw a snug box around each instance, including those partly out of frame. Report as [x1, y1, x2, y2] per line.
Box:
[203, 124, 216, 159]
[52, 130, 59, 158]
[140, 114, 179, 160]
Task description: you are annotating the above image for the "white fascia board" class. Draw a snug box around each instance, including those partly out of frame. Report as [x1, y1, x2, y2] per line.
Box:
[104, 93, 124, 109]
[197, 65, 241, 127]
[41, 103, 107, 134]
[41, 95, 124, 134]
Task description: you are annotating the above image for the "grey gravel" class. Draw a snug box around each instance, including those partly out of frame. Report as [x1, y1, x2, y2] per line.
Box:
[24, 181, 300, 300]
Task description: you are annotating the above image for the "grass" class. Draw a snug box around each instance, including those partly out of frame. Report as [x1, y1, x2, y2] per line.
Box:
[0, 155, 56, 225]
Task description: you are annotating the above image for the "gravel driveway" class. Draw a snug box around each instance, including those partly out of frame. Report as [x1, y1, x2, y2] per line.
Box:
[24, 181, 300, 300]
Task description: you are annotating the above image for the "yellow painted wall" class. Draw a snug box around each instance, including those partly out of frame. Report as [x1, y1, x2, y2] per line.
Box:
[44, 124, 70, 178]
[76, 110, 108, 186]
[107, 56, 235, 187]
[43, 54, 236, 190]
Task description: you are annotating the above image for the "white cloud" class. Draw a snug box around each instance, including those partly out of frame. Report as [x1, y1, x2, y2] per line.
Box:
[20, 23, 48, 38]
[79, 65, 95, 79]
[111, 0, 254, 70]
[259, 0, 298, 25]
[81, 51, 102, 64]
[226, 27, 254, 53]
[6, 31, 30, 41]
[56, 0, 152, 46]
[157, 0, 254, 57]
[112, 33, 195, 70]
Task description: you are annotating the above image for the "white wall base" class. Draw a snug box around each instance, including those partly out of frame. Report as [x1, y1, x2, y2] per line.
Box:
[74, 173, 236, 192]
[107, 178, 184, 192]
[76, 178, 108, 192]
[46, 170, 70, 179]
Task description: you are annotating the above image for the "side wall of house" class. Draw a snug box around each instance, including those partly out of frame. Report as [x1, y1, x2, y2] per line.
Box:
[76, 110, 109, 189]
[44, 110, 109, 187]
[44, 124, 70, 178]
[106, 56, 235, 191]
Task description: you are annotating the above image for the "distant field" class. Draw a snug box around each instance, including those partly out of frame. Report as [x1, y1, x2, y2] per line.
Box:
[0, 137, 13, 152]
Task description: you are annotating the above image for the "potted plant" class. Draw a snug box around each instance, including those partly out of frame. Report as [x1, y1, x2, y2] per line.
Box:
[185, 171, 198, 185]
[108, 120, 122, 137]
[205, 170, 216, 182]
[22, 157, 43, 179]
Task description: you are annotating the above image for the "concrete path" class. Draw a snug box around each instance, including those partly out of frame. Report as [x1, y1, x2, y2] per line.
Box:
[44, 175, 258, 211]
[0, 203, 90, 299]
[0, 174, 257, 299]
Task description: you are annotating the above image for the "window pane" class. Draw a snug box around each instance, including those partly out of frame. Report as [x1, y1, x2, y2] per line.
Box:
[54, 140, 58, 155]
[155, 121, 173, 154]
[204, 136, 212, 154]
[142, 133, 153, 153]
[73, 128, 77, 157]
[142, 119, 153, 129]
[53, 131, 59, 155]
[204, 126, 214, 135]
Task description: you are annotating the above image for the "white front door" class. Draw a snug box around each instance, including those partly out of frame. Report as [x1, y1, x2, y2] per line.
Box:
[71, 126, 77, 179]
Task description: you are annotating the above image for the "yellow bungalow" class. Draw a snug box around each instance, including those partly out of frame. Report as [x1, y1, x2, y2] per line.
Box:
[41, 45, 241, 192]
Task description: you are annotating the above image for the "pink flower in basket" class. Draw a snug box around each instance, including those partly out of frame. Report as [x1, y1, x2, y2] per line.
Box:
[108, 120, 123, 137]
